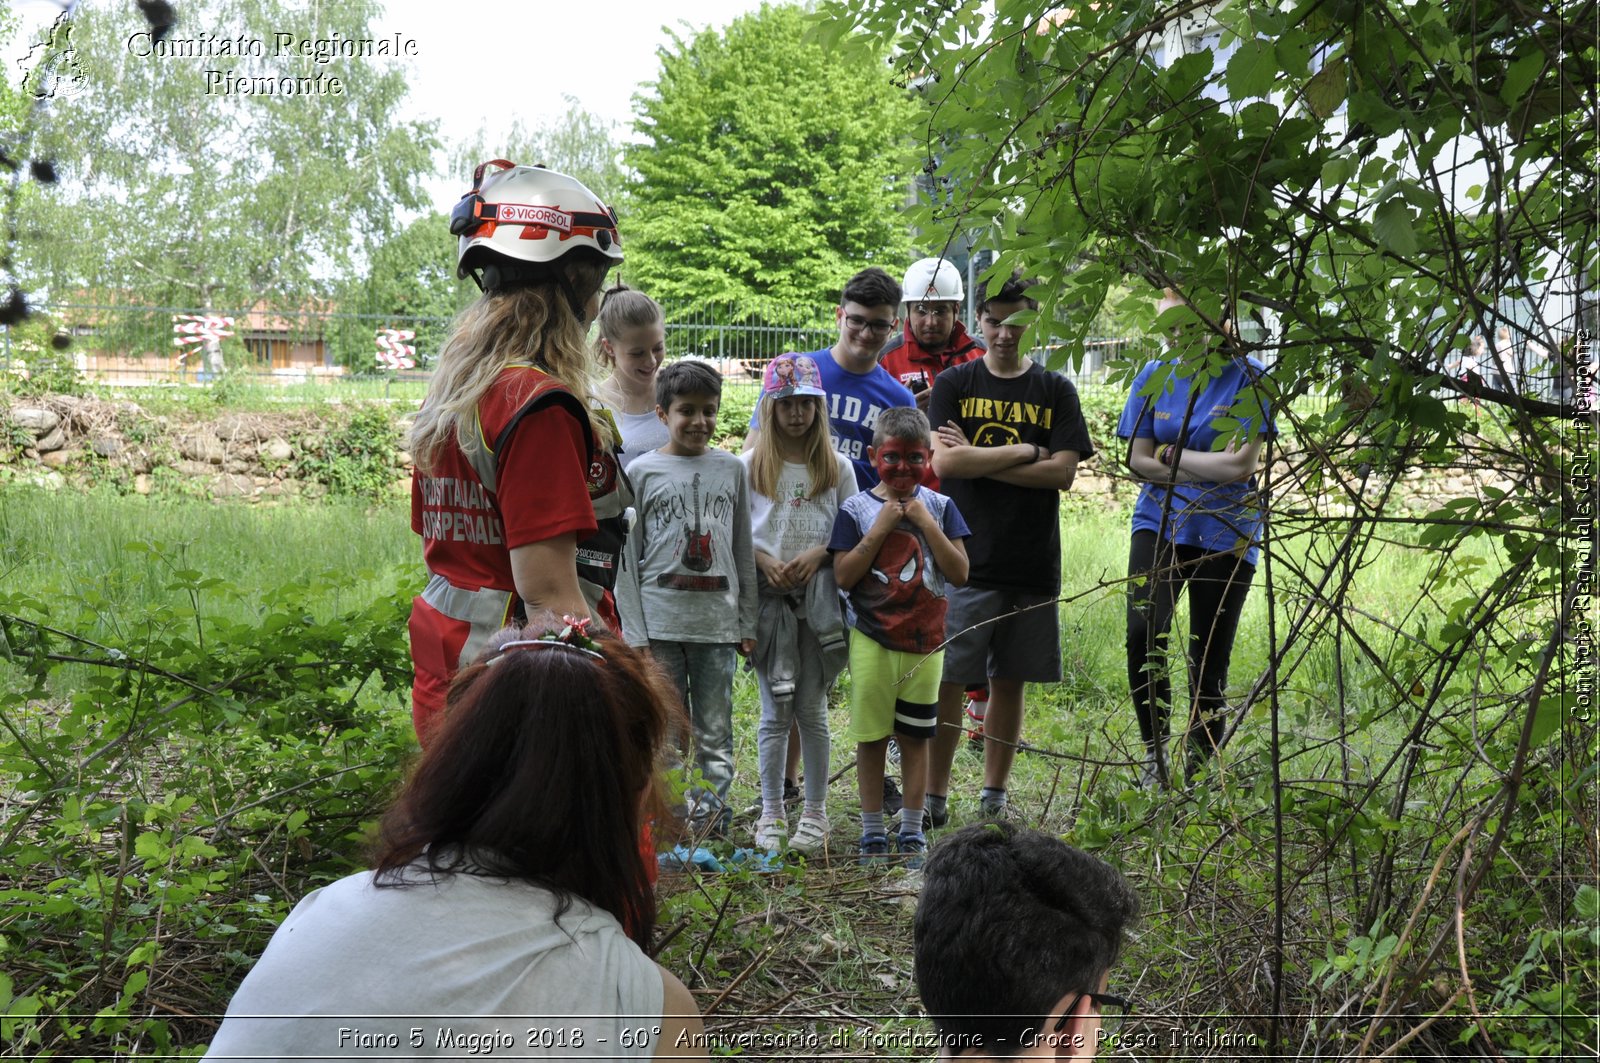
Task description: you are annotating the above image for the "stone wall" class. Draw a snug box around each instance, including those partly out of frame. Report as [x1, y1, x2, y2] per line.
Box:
[1, 395, 412, 500]
[2, 394, 1504, 513]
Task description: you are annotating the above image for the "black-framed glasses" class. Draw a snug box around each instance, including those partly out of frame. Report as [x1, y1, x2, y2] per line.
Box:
[1055, 992, 1132, 1036]
[844, 313, 896, 335]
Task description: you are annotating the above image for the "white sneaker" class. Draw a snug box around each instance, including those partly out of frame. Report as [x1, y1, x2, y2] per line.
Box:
[787, 812, 831, 856]
[753, 816, 787, 851]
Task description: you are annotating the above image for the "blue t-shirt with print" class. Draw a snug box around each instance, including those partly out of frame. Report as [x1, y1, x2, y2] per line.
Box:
[1116, 357, 1274, 566]
[827, 486, 970, 654]
[749, 348, 916, 490]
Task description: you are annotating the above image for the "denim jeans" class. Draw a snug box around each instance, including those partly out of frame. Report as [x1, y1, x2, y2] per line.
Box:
[650, 639, 736, 823]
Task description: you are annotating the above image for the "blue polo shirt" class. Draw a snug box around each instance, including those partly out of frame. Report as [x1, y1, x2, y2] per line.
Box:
[749, 348, 915, 490]
[1116, 357, 1274, 565]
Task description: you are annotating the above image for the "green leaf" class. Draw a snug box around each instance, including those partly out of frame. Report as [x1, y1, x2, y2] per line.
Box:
[1226, 38, 1278, 99]
[1322, 156, 1353, 187]
[1373, 199, 1419, 256]
[133, 832, 168, 863]
[1500, 51, 1545, 107]
[1527, 695, 1565, 748]
[1306, 57, 1347, 119]
[1576, 884, 1600, 922]
[1164, 50, 1215, 98]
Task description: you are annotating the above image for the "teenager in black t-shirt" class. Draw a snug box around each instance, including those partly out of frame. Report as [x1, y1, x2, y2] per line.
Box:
[924, 273, 1095, 824]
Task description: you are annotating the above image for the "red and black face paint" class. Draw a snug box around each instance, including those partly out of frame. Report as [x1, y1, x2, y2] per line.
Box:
[872, 438, 931, 496]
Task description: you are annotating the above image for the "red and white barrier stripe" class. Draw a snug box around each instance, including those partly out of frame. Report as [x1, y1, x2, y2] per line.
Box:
[172, 314, 234, 362]
[376, 327, 417, 370]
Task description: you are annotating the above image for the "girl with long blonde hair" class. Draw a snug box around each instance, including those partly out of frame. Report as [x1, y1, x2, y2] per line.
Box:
[407, 161, 629, 744]
[739, 354, 853, 856]
[592, 285, 668, 471]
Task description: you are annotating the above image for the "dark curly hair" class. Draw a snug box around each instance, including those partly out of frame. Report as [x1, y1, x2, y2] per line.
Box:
[914, 822, 1139, 1055]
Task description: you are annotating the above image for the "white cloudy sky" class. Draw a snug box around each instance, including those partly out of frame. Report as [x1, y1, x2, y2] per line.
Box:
[10, 0, 768, 204]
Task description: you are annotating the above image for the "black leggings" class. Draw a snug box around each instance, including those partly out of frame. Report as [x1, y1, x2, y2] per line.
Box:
[1126, 530, 1256, 761]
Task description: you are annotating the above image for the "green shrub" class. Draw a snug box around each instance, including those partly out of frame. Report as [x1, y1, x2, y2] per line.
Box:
[293, 405, 400, 499]
[0, 541, 416, 1056]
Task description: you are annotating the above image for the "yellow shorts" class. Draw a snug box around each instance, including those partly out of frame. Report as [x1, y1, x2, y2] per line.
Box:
[847, 634, 942, 743]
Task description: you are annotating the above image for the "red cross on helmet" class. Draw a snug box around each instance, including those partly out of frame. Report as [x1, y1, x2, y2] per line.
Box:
[451, 161, 623, 288]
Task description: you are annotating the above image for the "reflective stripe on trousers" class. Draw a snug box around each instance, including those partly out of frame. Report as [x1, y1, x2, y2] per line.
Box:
[419, 573, 515, 671]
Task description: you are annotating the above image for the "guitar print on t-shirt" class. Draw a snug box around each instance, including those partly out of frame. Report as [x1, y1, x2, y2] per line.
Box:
[681, 472, 714, 572]
[659, 471, 729, 591]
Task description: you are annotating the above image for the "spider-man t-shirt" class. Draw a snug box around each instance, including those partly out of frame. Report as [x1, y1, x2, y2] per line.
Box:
[828, 486, 970, 654]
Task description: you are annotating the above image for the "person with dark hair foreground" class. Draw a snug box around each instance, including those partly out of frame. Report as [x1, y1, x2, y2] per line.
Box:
[914, 823, 1139, 1059]
[205, 617, 706, 1061]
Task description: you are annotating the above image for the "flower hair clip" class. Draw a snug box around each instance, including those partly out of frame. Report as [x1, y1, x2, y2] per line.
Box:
[487, 614, 605, 665]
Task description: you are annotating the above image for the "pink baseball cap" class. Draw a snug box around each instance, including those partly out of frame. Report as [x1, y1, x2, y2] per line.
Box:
[761, 353, 826, 400]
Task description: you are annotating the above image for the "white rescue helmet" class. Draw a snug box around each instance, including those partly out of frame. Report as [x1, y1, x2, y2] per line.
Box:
[451, 160, 623, 289]
[902, 257, 964, 304]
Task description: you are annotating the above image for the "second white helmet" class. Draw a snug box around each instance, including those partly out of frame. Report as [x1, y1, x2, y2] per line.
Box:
[902, 257, 964, 304]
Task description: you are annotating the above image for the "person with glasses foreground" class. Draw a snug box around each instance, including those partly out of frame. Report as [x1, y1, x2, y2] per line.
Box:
[915, 822, 1138, 1059]
[925, 273, 1096, 826]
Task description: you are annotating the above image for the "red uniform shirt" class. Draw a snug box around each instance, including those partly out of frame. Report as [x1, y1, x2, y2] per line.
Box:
[411, 367, 598, 594]
[878, 319, 985, 395]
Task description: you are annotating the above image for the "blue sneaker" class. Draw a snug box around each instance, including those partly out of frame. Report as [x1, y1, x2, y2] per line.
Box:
[858, 833, 891, 867]
[896, 831, 928, 870]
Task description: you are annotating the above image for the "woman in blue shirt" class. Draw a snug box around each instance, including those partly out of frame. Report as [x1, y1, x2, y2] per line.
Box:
[1116, 290, 1274, 789]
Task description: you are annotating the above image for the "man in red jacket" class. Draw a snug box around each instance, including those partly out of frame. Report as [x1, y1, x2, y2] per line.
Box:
[879, 257, 986, 413]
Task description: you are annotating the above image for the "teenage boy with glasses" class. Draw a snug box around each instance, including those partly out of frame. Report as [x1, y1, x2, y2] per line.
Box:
[915, 822, 1139, 1059]
[748, 267, 916, 491]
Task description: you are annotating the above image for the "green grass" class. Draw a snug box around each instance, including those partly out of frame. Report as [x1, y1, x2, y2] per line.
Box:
[0, 487, 421, 643]
[0, 375, 431, 416]
[4, 487, 1573, 1059]
[0, 485, 1453, 808]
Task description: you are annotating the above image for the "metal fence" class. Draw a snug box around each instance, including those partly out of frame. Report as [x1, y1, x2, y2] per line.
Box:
[3, 302, 1579, 407]
[4, 302, 1137, 396]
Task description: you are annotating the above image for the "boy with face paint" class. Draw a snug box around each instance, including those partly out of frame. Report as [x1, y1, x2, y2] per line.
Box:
[829, 408, 971, 868]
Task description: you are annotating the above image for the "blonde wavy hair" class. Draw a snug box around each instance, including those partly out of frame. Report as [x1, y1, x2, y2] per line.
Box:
[412, 257, 612, 474]
[748, 392, 839, 502]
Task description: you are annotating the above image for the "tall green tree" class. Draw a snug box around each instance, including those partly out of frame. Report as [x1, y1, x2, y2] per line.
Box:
[22, 0, 438, 311]
[824, 1, 1595, 1057]
[623, 2, 915, 317]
